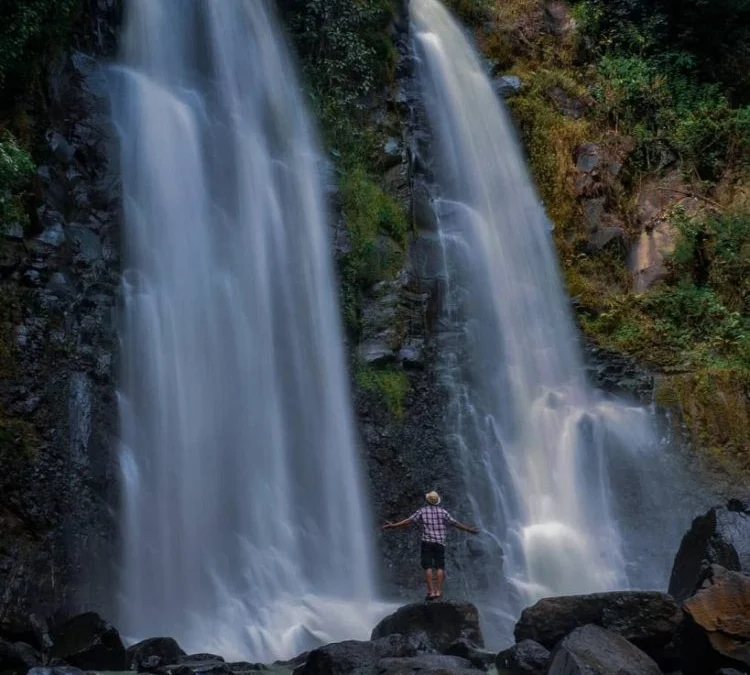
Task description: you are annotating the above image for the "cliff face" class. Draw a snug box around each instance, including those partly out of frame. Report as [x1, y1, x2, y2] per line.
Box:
[0, 0, 122, 630]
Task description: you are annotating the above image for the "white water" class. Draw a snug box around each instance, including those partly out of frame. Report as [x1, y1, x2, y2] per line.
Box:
[112, 0, 378, 661]
[411, 0, 680, 640]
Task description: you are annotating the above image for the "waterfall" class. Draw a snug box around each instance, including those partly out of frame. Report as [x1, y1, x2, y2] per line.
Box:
[111, 0, 376, 661]
[409, 0, 690, 643]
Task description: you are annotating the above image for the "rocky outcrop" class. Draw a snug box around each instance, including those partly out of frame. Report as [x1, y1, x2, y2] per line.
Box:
[547, 624, 661, 675]
[48, 612, 126, 671]
[680, 565, 750, 675]
[371, 601, 484, 653]
[669, 500, 750, 602]
[0, 0, 122, 626]
[514, 591, 682, 669]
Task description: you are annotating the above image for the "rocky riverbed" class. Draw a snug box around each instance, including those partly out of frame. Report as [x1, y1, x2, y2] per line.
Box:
[2, 500, 749, 675]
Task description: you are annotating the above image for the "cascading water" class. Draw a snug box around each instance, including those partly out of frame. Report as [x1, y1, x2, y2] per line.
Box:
[410, 0, 695, 643]
[112, 0, 377, 661]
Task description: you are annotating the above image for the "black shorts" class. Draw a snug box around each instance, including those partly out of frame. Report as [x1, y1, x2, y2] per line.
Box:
[420, 541, 445, 570]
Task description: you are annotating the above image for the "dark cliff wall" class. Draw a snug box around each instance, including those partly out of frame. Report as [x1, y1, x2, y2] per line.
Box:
[0, 0, 122, 631]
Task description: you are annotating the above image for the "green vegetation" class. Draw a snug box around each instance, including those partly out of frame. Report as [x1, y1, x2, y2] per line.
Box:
[0, 0, 82, 99]
[0, 132, 35, 227]
[356, 365, 410, 418]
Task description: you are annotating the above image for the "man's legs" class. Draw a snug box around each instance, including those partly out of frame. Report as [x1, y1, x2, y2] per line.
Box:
[434, 544, 446, 598]
[435, 569, 445, 597]
[424, 569, 435, 598]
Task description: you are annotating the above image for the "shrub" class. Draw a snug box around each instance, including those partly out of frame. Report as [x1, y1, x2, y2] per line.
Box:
[0, 132, 34, 226]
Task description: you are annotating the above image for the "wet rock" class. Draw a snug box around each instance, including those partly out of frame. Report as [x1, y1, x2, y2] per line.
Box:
[27, 668, 86, 675]
[37, 222, 66, 248]
[398, 338, 425, 369]
[159, 661, 229, 675]
[0, 639, 42, 674]
[181, 655, 226, 663]
[383, 138, 403, 169]
[493, 75, 522, 98]
[680, 565, 750, 675]
[371, 601, 484, 652]
[496, 639, 550, 675]
[293, 634, 428, 675]
[358, 341, 396, 366]
[515, 591, 682, 669]
[47, 132, 76, 165]
[127, 637, 186, 670]
[226, 661, 267, 673]
[378, 654, 483, 675]
[547, 624, 661, 675]
[715, 669, 746, 675]
[444, 639, 495, 670]
[669, 501, 750, 603]
[49, 612, 127, 671]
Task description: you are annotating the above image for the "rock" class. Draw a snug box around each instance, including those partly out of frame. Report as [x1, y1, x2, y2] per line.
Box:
[493, 76, 522, 98]
[180, 655, 226, 663]
[377, 654, 483, 675]
[358, 340, 396, 366]
[398, 338, 425, 369]
[544, 0, 573, 35]
[444, 639, 496, 670]
[575, 144, 601, 173]
[715, 669, 746, 675]
[47, 132, 76, 165]
[37, 223, 66, 248]
[371, 601, 483, 653]
[587, 226, 626, 253]
[383, 138, 403, 169]
[496, 639, 550, 675]
[547, 624, 661, 675]
[49, 612, 127, 671]
[680, 565, 750, 675]
[669, 501, 750, 603]
[27, 668, 86, 675]
[514, 591, 682, 669]
[127, 637, 186, 670]
[547, 86, 588, 119]
[293, 634, 428, 675]
[629, 221, 679, 291]
[0, 639, 42, 674]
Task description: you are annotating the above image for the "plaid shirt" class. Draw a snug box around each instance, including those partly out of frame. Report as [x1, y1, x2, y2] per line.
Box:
[409, 505, 458, 544]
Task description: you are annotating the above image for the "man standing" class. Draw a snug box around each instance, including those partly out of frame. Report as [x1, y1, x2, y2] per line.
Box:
[383, 491, 479, 601]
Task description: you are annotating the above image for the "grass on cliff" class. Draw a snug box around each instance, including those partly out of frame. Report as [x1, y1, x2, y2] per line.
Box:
[356, 365, 410, 419]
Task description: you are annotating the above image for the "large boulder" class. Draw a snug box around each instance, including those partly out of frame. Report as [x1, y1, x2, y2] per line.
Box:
[669, 500, 750, 603]
[48, 613, 127, 671]
[514, 591, 682, 668]
[127, 637, 186, 670]
[496, 639, 550, 675]
[371, 602, 483, 653]
[679, 565, 750, 675]
[547, 625, 661, 675]
[293, 634, 428, 675]
[444, 640, 495, 670]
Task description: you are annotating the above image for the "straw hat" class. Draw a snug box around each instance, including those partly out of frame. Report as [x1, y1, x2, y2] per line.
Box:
[425, 491, 441, 505]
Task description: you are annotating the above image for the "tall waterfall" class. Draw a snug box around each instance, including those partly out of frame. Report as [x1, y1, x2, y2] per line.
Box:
[112, 0, 376, 661]
[410, 0, 686, 641]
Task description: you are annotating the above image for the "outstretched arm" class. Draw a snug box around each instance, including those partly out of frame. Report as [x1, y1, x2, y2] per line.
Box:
[382, 518, 412, 530]
[452, 520, 480, 534]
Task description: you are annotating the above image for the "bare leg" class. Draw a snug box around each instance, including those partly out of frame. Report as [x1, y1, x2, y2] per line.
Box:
[424, 569, 435, 598]
[435, 569, 445, 597]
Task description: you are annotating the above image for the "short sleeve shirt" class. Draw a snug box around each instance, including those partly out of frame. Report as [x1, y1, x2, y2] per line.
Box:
[408, 505, 458, 544]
